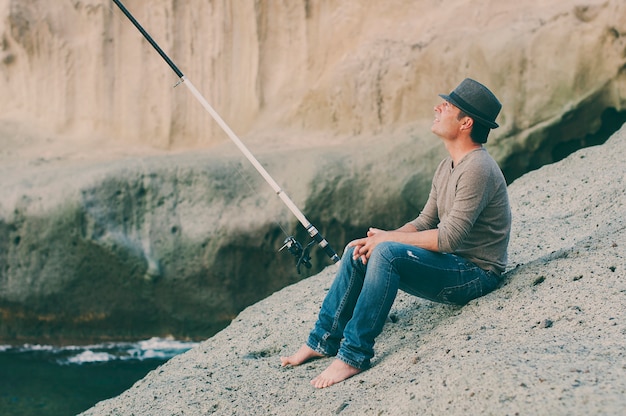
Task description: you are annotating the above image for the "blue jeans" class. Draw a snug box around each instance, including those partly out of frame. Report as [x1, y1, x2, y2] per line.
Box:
[306, 242, 500, 370]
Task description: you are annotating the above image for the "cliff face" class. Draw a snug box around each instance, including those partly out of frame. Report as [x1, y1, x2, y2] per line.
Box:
[1, 0, 626, 343]
[0, 0, 263, 147]
[1, 0, 625, 160]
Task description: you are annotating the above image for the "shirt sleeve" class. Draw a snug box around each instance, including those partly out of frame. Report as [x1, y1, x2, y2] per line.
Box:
[409, 159, 446, 231]
[410, 184, 439, 231]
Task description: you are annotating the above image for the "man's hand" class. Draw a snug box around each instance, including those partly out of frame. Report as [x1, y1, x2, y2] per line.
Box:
[347, 228, 388, 265]
[346, 224, 439, 265]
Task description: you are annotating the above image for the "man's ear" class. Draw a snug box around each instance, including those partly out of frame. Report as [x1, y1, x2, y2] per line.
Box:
[461, 116, 474, 130]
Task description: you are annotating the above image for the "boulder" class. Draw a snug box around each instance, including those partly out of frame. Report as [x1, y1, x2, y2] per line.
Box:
[0, 123, 443, 342]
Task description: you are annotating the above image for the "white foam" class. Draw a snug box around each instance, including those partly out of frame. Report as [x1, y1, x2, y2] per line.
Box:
[66, 350, 115, 364]
[3, 337, 200, 365]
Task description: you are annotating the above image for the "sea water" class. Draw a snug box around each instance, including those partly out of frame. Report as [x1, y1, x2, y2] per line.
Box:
[0, 337, 199, 416]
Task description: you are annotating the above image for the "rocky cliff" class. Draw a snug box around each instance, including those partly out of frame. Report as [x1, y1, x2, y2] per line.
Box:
[1, 0, 626, 342]
[1, 0, 625, 167]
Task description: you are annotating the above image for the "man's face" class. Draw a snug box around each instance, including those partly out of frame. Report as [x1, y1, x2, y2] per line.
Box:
[431, 100, 464, 139]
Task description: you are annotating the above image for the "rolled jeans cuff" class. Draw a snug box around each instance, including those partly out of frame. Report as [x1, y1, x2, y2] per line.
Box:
[306, 338, 333, 358]
[336, 352, 370, 371]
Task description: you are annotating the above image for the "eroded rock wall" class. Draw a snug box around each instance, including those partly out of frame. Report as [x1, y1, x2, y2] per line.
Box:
[1, 0, 624, 159]
[1, 0, 626, 342]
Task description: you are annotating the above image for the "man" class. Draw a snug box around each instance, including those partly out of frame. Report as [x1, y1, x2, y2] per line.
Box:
[281, 78, 511, 389]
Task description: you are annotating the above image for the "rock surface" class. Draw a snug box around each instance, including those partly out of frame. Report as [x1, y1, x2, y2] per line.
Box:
[82, 126, 626, 415]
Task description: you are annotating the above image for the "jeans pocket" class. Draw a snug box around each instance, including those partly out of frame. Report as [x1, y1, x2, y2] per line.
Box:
[437, 277, 482, 305]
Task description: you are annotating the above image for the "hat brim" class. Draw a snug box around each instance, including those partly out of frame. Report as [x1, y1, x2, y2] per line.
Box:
[439, 93, 499, 129]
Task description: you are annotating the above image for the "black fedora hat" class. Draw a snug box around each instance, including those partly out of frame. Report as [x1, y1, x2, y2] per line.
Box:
[439, 78, 501, 129]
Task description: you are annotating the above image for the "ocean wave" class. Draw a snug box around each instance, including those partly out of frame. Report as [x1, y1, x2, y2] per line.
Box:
[0, 337, 200, 365]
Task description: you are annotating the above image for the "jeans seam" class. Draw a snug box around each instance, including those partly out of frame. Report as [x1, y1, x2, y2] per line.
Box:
[330, 264, 357, 335]
[370, 253, 397, 330]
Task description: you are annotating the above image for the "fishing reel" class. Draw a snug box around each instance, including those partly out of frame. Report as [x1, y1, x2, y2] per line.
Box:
[279, 236, 313, 274]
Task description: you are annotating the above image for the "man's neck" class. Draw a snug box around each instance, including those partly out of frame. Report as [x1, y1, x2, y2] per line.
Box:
[445, 140, 483, 167]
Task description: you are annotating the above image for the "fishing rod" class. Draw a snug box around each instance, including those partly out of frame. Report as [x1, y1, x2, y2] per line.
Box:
[111, 0, 340, 272]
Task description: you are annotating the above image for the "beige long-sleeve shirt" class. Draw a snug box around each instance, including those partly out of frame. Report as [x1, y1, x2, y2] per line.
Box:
[410, 148, 511, 275]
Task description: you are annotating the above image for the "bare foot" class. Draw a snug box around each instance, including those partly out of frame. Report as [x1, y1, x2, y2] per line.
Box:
[280, 344, 325, 367]
[310, 359, 361, 388]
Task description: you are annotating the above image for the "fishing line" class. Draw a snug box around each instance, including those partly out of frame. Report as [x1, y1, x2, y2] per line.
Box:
[230, 158, 292, 238]
[110, 0, 340, 272]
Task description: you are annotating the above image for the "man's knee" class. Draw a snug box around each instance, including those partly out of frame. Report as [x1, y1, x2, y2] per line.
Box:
[369, 241, 397, 264]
